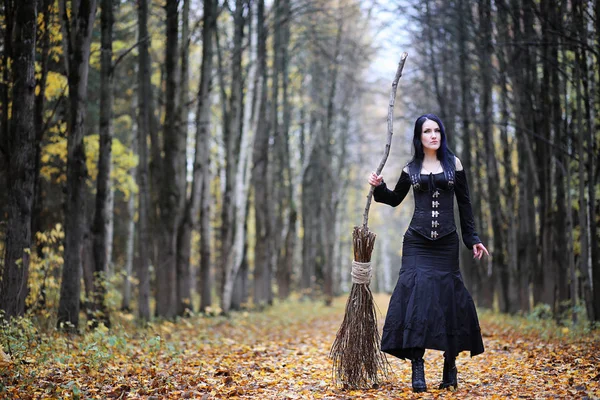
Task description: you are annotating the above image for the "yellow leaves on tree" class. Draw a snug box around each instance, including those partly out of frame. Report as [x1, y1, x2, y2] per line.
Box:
[85, 133, 139, 200]
[35, 70, 68, 99]
[40, 132, 138, 199]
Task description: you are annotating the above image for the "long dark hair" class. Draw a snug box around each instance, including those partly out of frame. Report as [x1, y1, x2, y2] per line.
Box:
[409, 113, 455, 173]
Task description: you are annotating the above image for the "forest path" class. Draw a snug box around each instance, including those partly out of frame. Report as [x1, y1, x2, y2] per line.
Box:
[2, 294, 599, 399]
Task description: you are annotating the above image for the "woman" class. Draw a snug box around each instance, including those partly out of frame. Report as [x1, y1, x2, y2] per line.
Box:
[368, 114, 488, 393]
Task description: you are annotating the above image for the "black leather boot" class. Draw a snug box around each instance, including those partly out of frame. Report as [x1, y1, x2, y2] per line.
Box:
[438, 357, 457, 390]
[411, 358, 427, 393]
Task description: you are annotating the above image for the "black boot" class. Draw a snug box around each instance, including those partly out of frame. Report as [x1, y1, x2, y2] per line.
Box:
[438, 357, 457, 390]
[411, 358, 427, 393]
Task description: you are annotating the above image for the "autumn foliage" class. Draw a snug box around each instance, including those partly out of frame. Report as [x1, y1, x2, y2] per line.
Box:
[1, 294, 598, 399]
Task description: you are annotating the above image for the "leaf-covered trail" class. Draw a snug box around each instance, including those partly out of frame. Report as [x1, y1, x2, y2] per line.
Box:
[2, 294, 599, 399]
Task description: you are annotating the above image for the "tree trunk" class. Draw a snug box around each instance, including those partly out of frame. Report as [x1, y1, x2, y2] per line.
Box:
[179, 0, 215, 315]
[457, 0, 480, 302]
[174, 0, 193, 317]
[549, 0, 569, 320]
[122, 101, 138, 312]
[155, 0, 180, 318]
[593, 0, 600, 323]
[32, 0, 52, 240]
[222, 0, 258, 313]
[232, 202, 251, 310]
[81, 226, 95, 316]
[474, 121, 493, 309]
[322, 21, 343, 305]
[270, 0, 284, 306]
[251, 0, 271, 307]
[222, 88, 257, 312]
[0, 1, 14, 178]
[278, 0, 294, 301]
[0, 0, 37, 319]
[538, 0, 556, 312]
[136, 0, 152, 321]
[177, 0, 190, 200]
[89, 0, 115, 329]
[57, 0, 98, 332]
[220, 0, 245, 313]
[300, 114, 320, 296]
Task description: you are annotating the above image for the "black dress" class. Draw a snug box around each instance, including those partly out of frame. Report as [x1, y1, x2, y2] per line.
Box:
[373, 161, 485, 360]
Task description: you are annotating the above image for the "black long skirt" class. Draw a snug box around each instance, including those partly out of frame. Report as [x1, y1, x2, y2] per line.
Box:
[381, 228, 485, 360]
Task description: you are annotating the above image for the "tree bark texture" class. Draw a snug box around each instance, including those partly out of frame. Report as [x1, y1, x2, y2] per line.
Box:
[0, 0, 37, 319]
[220, 0, 245, 313]
[178, 0, 216, 314]
[31, 0, 53, 240]
[278, 0, 294, 301]
[251, 0, 271, 307]
[155, 0, 180, 318]
[122, 100, 138, 312]
[538, 0, 555, 311]
[57, 0, 98, 331]
[593, 0, 600, 323]
[175, 0, 193, 317]
[222, 0, 258, 313]
[135, 0, 152, 321]
[90, 0, 115, 329]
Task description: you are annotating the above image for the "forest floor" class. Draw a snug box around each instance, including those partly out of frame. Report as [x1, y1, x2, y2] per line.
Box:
[1, 294, 599, 399]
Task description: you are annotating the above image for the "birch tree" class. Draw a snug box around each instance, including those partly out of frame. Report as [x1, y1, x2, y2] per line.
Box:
[222, 0, 259, 313]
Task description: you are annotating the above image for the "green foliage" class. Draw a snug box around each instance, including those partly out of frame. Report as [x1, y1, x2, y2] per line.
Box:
[479, 301, 594, 342]
[0, 314, 38, 365]
[528, 303, 553, 320]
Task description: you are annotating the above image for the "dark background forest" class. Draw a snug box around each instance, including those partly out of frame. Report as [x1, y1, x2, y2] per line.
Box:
[0, 0, 599, 333]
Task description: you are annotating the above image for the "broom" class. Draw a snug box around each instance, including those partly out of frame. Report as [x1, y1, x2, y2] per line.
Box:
[329, 52, 408, 389]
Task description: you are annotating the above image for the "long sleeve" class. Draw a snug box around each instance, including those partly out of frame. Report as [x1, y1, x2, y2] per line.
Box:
[373, 171, 411, 207]
[454, 170, 482, 249]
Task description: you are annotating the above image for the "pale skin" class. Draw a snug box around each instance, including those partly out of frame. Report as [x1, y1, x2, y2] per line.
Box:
[368, 119, 490, 260]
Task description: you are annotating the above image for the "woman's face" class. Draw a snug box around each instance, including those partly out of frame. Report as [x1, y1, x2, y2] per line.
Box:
[421, 119, 441, 152]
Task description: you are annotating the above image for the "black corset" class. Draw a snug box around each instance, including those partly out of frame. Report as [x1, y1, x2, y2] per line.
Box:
[407, 163, 456, 240]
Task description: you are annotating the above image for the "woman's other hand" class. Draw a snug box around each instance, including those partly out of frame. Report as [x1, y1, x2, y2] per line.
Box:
[472, 243, 489, 260]
[368, 172, 384, 187]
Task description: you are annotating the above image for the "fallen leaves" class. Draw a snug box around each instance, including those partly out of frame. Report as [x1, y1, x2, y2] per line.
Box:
[0, 294, 599, 399]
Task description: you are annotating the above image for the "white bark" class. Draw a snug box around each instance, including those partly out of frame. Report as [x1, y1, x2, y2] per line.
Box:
[222, 5, 260, 313]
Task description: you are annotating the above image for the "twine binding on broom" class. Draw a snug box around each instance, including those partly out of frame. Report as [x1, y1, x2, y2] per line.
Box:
[351, 261, 372, 284]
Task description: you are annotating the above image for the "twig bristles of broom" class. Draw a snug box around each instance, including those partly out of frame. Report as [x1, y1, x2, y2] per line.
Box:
[329, 52, 408, 389]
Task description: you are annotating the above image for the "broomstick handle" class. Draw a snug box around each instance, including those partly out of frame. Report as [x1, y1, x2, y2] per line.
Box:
[362, 52, 409, 230]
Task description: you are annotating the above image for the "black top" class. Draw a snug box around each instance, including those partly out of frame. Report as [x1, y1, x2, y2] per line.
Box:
[373, 165, 481, 249]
